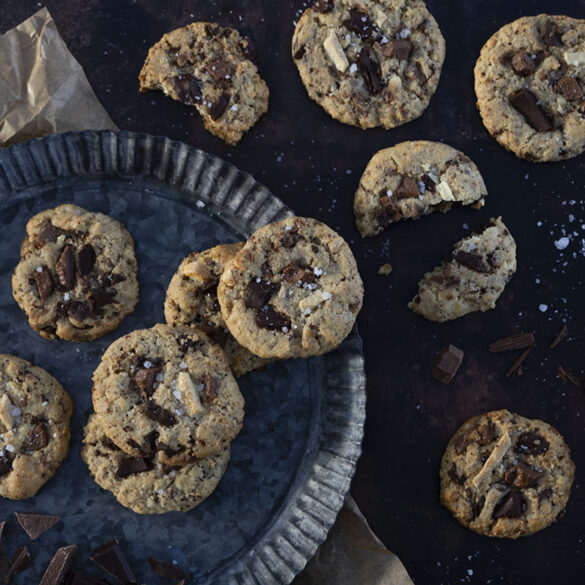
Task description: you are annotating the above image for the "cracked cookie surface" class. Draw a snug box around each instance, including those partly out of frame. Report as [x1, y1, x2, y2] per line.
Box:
[164, 243, 270, 377]
[292, 0, 445, 128]
[354, 141, 487, 237]
[12, 204, 139, 342]
[82, 414, 230, 514]
[408, 217, 516, 322]
[139, 21, 269, 145]
[0, 354, 72, 500]
[475, 14, 585, 161]
[217, 217, 363, 360]
[440, 409, 575, 538]
[92, 324, 244, 465]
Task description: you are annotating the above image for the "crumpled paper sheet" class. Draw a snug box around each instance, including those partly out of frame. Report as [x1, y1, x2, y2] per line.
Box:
[0, 7, 117, 147]
[0, 8, 414, 585]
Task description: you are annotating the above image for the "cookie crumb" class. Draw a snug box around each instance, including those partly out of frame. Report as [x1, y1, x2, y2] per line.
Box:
[378, 263, 392, 275]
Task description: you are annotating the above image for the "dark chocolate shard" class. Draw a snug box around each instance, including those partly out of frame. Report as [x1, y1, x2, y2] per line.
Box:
[493, 490, 525, 519]
[505, 346, 533, 378]
[558, 365, 581, 387]
[255, 305, 291, 331]
[36, 222, 59, 245]
[293, 45, 305, 60]
[207, 92, 230, 120]
[357, 49, 382, 94]
[550, 324, 569, 348]
[116, 456, 152, 479]
[451, 251, 487, 273]
[66, 572, 112, 585]
[488, 332, 535, 353]
[420, 173, 436, 193]
[448, 464, 466, 485]
[90, 288, 116, 309]
[244, 279, 280, 310]
[39, 544, 78, 585]
[515, 431, 549, 455]
[381, 39, 412, 60]
[205, 59, 231, 83]
[91, 540, 137, 585]
[504, 460, 544, 489]
[282, 263, 316, 287]
[510, 50, 536, 76]
[5, 546, 33, 582]
[279, 232, 298, 248]
[28, 421, 49, 451]
[147, 557, 185, 579]
[510, 88, 553, 131]
[34, 267, 54, 302]
[15, 512, 60, 540]
[56, 245, 76, 290]
[0, 521, 6, 580]
[556, 76, 584, 101]
[432, 344, 464, 384]
[172, 74, 202, 105]
[343, 7, 379, 40]
[395, 176, 420, 199]
[199, 373, 219, 402]
[77, 244, 96, 276]
[0, 453, 13, 476]
[544, 20, 563, 47]
[145, 401, 177, 427]
[131, 364, 162, 399]
[67, 301, 91, 322]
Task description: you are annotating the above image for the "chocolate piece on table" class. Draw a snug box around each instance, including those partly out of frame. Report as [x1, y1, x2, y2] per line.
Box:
[0, 521, 6, 579]
[39, 544, 78, 585]
[67, 572, 112, 585]
[432, 345, 464, 384]
[556, 76, 584, 101]
[510, 50, 536, 76]
[488, 332, 535, 353]
[505, 346, 532, 378]
[558, 365, 582, 387]
[15, 512, 60, 540]
[5, 546, 33, 583]
[147, 557, 185, 579]
[90, 540, 137, 585]
[509, 88, 553, 131]
[550, 324, 569, 348]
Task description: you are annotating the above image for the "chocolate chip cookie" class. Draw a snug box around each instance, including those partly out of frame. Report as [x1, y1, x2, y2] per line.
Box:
[82, 414, 230, 514]
[92, 324, 244, 465]
[217, 217, 363, 359]
[408, 217, 517, 322]
[475, 15, 585, 161]
[164, 243, 270, 377]
[354, 141, 487, 237]
[292, 0, 445, 128]
[12, 204, 139, 342]
[0, 354, 73, 500]
[139, 22, 269, 145]
[440, 410, 575, 538]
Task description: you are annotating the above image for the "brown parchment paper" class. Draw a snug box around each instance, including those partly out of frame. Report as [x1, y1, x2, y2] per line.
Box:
[0, 7, 117, 147]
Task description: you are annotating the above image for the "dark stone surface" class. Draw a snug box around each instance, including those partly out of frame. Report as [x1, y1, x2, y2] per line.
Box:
[1, 1, 584, 583]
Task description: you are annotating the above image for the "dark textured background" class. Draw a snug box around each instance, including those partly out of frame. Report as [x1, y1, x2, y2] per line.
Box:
[1, 1, 584, 583]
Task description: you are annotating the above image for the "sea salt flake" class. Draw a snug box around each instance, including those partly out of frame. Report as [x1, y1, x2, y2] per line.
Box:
[35, 266, 43, 272]
[539, 304, 548, 312]
[313, 267, 324, 276]
[179, 361, 188, 369]
[143, 360, 152, 369]
[63, 292, 71, 301]
[555, 237, 570, 250]
[322, 291, 332, 300]
[5, 444, 15, 453]
[195, 200, 205, 208]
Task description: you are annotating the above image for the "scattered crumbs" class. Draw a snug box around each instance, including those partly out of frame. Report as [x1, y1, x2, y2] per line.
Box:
[539, 304, 548, 312]
[378, 263, 393, 275]
[462, 223, 469, 230]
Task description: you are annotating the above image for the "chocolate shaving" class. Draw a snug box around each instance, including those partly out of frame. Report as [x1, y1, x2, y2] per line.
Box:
[116, 456, 152, 479]
[147, 557, 186, 579]
[28, 421, 49, 451]
[91, 540, 137, 585]
[505, 346, 533, 378]
[172, 74, 202, 105]
[56, 245, 76, 290]
[199, 373, 219, 402]
[39, 544, 78, 585]
[510, 88, 553, 132]
[493, 490, 524, 519]
[207, 92, 230, 120]
[66, 572, 111, 585]
[515, 431, 549, 455]
[545, 20, 563, 47]
[380, 39, 412, 60]
[450, 251, 486, 273]
[555, 76, 584, 101]
[510, 50, 536, 76]
[34, 267, 54, 302]
[4, 546, 33, 582]
[15, 513, 60, 540]
[395, 176, 420, 199]
[255, 305, 291, 331]
[313, 0, 333, 13]
[36, 222, 59, 245]
[504, 460, 544, 489]
[488, 332, 535, 353]
[145, 401, 177, 427]
[550, 324, 569, 348]
[205, 59, 231, 83]
[558, 365, 582, 387]
[357, 49, 382, 94]
[244, 279, 280, 310]
[432, 345, 464, 384]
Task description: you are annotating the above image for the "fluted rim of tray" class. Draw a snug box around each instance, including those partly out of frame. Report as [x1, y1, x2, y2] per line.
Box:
[0, 130, 366, 585]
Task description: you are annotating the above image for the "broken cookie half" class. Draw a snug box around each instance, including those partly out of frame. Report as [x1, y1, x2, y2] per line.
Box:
[408, 217, 516, 322]
[139, 22, 269, 146]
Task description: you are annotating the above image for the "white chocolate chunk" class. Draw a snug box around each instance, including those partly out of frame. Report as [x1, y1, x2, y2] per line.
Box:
[299, 291, 327, 312]
[436, 181, 455, 202]
[0, 394, 15, 430]
[183, 259, 213, 281]
[324, 30, 349, 72]
[477, 485, 508, 524]
[472, 431, 512, 489]
[387, 74, 402, 91]
[176, 372, 205, 417]
[563, 51, 585, 66]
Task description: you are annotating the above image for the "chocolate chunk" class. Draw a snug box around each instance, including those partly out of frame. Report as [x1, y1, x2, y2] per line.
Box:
[313, 0, 333, 13]
[155, 441, 183, 459]
[538, 487, 553, 502]
[240, 36, 258, 63]
[504, 460, 544, 489]
[515, 431, 549, 455]
[432, 344, 464, 384]
[505, 346, 533, 378]
[413, 61, 427, 85]
[205, 59, 231, 83]
[255, 305, 291, 331]
[28, 421, 49, 450]
[470, 494, 485, 520]
[357, 49, 382, 94]
[91, 540, 137, 585]
[147, 557, 185, 579]
[15, 513, 60, 540]
[450, 251, 486, 273]
[260, 262, 273, 278]
[102, 273, 125, 287]
[395, 176, 420, 199]
[36, 222, 59, 245]
[343, 7, 378, 40]
[39, 544, 78, 585]
[66, 572, 111, 585]
[172, 74, 202, 105]
[420, 173, 436, 193]
[282, 263, 316, 287]
[199, 373, 219, 402]
[131, 364, 161, 399]
[488, 332, 535, 353]
[279, 232, 298, 248]
[56, 245, 76, 290]
[550, 324, 569, 348]
[558, 365, 581, 387]
[545, 20, 563, 47]
[376, 196, 399, 227]
[5, 546, 33, 582]
[448, 464, 466, 485]
[0, 453, 12, 476]
[556, 76, 584, 101]
[67, 300, 91, 321]
[493, 490, 525, 519]
[381, 39, 412, 60]
[77, 244, 96, 276]
[510, 50, 536, 76]
[116, 456, 152, 479]
[207, 92, 230, 120]
[244, 279, 280, 310]
[90, 288, 116, 309]
[34, 267, 54, 302]
[293, 45, 306, 60]
[454, 421, 497, 454]
[510, 88, 553, 131]
[145, 402, 177, 427]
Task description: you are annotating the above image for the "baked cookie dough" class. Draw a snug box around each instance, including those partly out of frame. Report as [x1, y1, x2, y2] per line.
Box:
[139, 22, 269, 145]
[408, 217, 516, 322]
[12, 204, 139, 342]
[92, 324, 244, 465]
[0, 354, 72, 500]
[217, 217, 363, 359]
[475, 14, 585, 162]
[82, 415, 230, 514]
[354, 141, 487, 237]
[291, 0, 445, 128]
[440, 410, 575, 538]
[164, 243, 270, 377]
